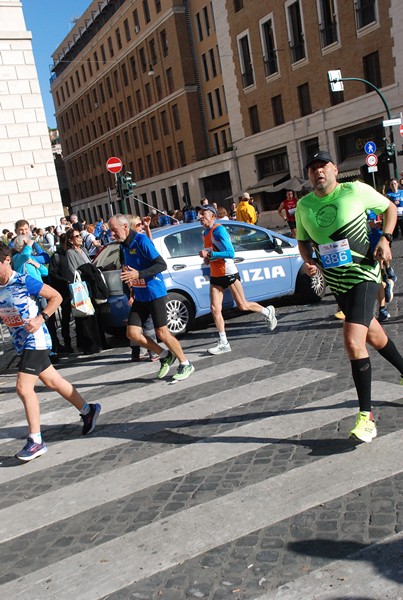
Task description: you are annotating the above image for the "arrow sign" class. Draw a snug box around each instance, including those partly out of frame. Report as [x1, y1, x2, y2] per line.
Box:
[366, 154, 378, 167]
[106, 156, 123, 174]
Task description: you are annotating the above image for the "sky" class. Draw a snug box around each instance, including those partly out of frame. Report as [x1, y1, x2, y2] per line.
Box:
[22, 0, 91, 129]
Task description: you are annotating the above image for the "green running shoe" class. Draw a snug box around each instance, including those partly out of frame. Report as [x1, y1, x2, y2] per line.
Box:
[172, 362, 195, 381]
[349, 412, 377, 443]
[157, 351, 176, 379]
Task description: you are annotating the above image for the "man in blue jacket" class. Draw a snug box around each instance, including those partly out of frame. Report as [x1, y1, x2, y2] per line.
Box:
[108, 214, 195, 382]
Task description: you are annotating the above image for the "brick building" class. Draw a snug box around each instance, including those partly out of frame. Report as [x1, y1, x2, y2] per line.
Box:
[50, 0, 403, 222]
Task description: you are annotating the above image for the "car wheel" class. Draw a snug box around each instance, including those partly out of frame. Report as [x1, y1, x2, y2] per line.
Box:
[166, 293, 194, 335]
[295, 266, 326, 303]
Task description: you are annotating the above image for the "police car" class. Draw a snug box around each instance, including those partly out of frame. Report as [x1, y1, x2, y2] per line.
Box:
[94, 220, 325, 335]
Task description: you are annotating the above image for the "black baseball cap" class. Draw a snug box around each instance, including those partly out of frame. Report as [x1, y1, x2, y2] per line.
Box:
[305, 150, 334, 169]
[199, 205, 217, 216]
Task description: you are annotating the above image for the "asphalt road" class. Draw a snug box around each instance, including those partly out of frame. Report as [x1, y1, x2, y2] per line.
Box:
[0, 239, 402, 599]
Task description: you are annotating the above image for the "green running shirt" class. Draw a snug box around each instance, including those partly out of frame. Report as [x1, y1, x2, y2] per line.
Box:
[295, 181, 390, 294]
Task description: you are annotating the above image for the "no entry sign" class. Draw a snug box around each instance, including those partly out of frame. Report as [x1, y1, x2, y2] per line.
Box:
[106, 156, 123, 174]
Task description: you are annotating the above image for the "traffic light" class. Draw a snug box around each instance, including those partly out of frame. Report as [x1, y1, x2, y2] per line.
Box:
[122, 171, 136, 197]
[385, 143, 395, 158]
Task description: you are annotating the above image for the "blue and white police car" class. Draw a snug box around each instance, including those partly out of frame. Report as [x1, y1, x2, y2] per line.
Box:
[95, 220, 325, 335]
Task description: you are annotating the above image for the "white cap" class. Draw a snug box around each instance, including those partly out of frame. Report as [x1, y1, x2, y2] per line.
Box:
[242, 192, 250, 200]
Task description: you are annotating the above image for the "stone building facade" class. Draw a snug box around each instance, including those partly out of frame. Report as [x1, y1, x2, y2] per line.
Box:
[0, 0, 64, 230]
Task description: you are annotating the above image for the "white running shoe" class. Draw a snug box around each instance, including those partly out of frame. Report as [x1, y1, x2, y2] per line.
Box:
[263, 305, 277, 331]
[208, 342, 231, 355]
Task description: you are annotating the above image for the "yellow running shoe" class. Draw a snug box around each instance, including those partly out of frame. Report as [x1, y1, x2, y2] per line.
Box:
[349, 412, 377, 443]
[334, 310, 345, 320]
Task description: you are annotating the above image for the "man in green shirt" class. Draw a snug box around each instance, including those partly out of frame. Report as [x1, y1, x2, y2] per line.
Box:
[296, 150, 403, 443]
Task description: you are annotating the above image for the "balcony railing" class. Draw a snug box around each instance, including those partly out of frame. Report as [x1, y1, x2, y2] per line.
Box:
[242, 69, 254, 88]
[264, 54, 278, 77]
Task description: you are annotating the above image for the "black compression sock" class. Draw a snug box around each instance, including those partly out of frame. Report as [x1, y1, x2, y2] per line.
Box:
[377, 338, 403, 375]
[350, 357, 372, 412]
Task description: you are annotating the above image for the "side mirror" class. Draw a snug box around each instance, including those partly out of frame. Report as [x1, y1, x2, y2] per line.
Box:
[273, 238, 283, 254]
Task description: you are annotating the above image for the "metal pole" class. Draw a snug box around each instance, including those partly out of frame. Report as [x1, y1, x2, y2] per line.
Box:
[107, 187, 114, 217]
[338, 77, 398, 179]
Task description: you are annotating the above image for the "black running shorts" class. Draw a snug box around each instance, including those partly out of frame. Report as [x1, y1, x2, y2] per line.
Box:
[335, 281, 378, 327]
[128, 296, 167, 329]
[210, 273, 240, 289]
[18, 349, 52, 376]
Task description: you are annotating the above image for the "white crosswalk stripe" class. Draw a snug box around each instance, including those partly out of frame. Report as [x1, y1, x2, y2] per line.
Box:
[0, 352, 402, 600]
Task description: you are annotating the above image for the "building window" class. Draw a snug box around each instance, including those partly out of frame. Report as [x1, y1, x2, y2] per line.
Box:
[207, 92, 215, 119]
[329, 81, 344, 105]
[143, 0, 151, 23]
[124, 19, 131, 42]
[156, 150, 164, 173]
[136, 90, 143, 112]
[99, 83, 105, 104]
[149, 39, 157, 65]
[215, 89, 223, 116]
[202, 54, 209, 81]
[203, 6, 211, 36]
[70, 76, 75, 94]
[146, 155, 154, 177]
[139, 48, 147, 73]
[209, 48, 217, 77]
[155, 75, 162, 100]
[297, 83, 312, 116]
[195, 13, 203, 41]
[111, 107, 118, 128]
[221, 129, 228, 151]
[93, 52, 99, 71]
[161, 110, 169, 135]
[113, 69, 120, 93]
[81, 64, 87, 83]
[272, 95, 284, 125]
[318, 0, 338, 47]
[137, 157, 144, 180]
[172, 104, 181, 130]
[130, 56, 138, 80]
[155, 0, 161, 13]
[100, 44, 106, 64]
[106, 77, 113, 98]
[356, 0, 377, 30]
[133, 9, 140, 33]
[145, 82, 152, 106]
[127, 95, 134, 117]
[166, 146, 174, 170]
[178, 141, 186, 165]
[160, 29, 168, 57]
[104, 112, 110, 130]
[234, 0, 243, 12]
[239, 35, 254, 87]
[119, 101, 125, 121]
[115, 28, 122, 50]
[261, 17, 278, 76]
[107, 36, 114, 58]
[166, 68, 174, 94]
[132, 126, 139, 148]
[287, 1, 306, 63]
[249, 105, 260, 134]
[141, 121, 149, 145]
[121, 63, 129, 87]
[97, 116, 104, 135]
[92, 88, 98, 109]
[151, 116, 159, 140]
[363, 51, 382, 91]
[75, 70, 81, 88]
[213, 133, 220, 154]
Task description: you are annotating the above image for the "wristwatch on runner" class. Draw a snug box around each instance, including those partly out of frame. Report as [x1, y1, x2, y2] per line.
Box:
[41, 311, 50, 323]
[381, 233, 393, 243]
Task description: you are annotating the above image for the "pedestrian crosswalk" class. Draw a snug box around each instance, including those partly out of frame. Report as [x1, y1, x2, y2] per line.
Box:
[0, 347, 402, 599]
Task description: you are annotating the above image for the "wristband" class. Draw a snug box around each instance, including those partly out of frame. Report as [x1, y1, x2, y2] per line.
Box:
[41, 311, 50, 323]
[381, 233, 393, 243]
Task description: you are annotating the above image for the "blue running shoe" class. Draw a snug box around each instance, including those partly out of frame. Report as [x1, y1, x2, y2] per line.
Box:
[81, 403, 101, 435]
[16, 437, 48, 462]
[384, 279, 394, 303]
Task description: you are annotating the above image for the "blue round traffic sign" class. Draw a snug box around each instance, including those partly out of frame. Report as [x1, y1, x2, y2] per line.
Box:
[364, 141, 377, 155]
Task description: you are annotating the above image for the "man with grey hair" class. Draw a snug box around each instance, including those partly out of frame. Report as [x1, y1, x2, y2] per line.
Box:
[108, 214, 195, 381]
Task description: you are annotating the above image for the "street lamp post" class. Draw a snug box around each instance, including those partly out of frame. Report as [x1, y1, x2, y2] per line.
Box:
[328, 70, 399, 180]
